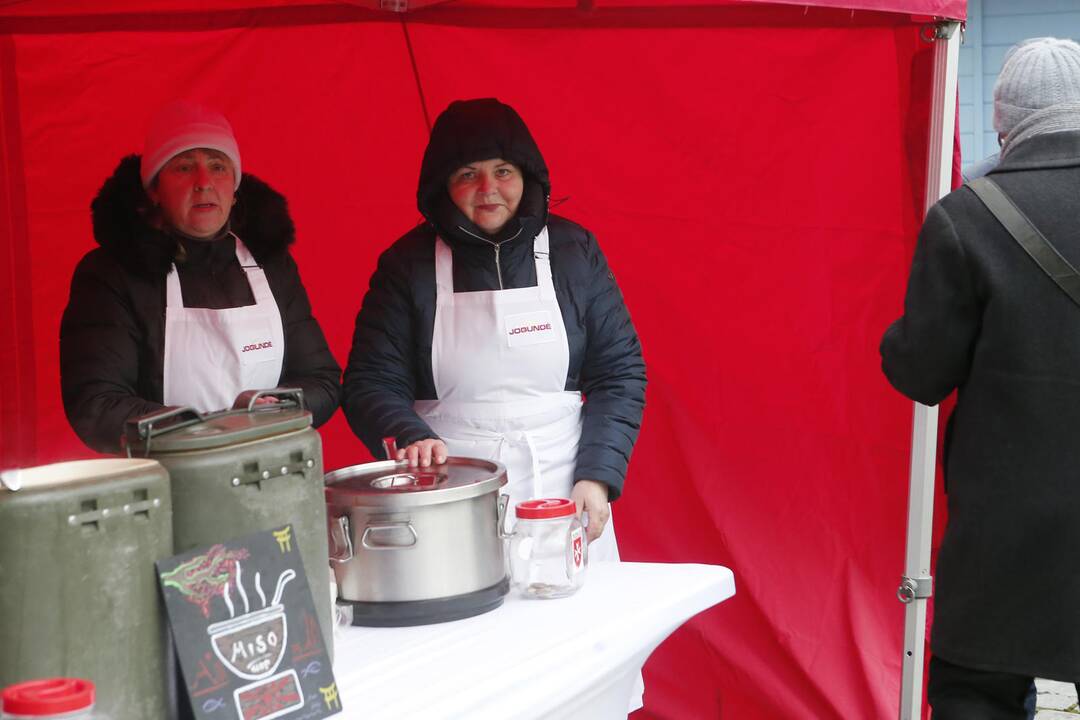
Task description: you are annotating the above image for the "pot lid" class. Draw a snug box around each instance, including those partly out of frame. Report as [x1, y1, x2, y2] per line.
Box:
[324, 457, 507, 508]
[124, 400, 312, 455]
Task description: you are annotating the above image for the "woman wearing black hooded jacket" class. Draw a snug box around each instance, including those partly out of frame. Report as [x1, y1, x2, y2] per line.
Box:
[343, 99, 646, 557]
[61, 101, 341, 453]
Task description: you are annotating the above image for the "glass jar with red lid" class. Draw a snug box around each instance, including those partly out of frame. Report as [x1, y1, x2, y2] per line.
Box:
[509, 498, 587, 598]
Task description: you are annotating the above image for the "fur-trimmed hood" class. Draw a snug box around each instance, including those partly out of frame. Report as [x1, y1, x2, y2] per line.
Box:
[90, 154, 295, 277]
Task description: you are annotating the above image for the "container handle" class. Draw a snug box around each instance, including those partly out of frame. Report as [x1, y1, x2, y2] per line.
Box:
[361, 521, 418, 550]
[328, 516, 354, 564]
[232, 388, 306, 413]
[125, 406, 205, 457]
[497, 493, 514, 540]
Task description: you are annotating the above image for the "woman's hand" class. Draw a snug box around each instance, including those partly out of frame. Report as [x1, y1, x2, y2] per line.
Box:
[397, 439, 448, 467]
[571, 479, 610, 542]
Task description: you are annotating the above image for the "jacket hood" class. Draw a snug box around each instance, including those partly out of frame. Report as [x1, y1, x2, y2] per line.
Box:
[417, 99, 550, 244]
[90, 154, 295, 277]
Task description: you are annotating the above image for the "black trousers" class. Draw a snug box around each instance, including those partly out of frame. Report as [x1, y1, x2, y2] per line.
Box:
[927, 655, 1049, 720]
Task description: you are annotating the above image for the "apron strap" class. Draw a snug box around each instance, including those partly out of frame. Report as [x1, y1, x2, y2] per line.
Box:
[494, 430, 545, 500]
[434, 238, 455, 298]
[533, 228, 556, 303]
[232, 234, 275, 305]
[523, 431, 543, 499]
[435, 230, 555, 302]
[165, 265, 184, 307]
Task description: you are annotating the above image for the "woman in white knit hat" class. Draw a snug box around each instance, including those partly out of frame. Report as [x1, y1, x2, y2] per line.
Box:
[882, 37, 1080, 719]
[60, 100, 341, 452]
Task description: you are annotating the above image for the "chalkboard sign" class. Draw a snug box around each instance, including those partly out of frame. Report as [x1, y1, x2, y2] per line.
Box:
[156, 525, 342, 720]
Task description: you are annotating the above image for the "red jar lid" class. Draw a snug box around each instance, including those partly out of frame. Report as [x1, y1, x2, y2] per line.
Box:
[516, 498, 576, 519]
[2, 678, 94, 715]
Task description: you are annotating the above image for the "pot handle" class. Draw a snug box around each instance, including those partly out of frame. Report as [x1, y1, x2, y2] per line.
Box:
[361, 521, 418, 550]
[328, 515, 354, 563]
[497, 494, 514, 540]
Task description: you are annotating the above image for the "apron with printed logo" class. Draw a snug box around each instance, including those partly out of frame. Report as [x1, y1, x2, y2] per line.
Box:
[163, 235, 285, 412]
[414, 228, 620, 562]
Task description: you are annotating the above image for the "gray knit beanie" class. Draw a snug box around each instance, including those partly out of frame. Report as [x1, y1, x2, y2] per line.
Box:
[993, 37, 1080, 135]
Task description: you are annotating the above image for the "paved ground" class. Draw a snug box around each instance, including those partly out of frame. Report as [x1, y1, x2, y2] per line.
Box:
[1037, 678, 1079, 718]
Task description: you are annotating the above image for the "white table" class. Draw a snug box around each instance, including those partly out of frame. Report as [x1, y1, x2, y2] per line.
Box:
[333, 562, 735, 719]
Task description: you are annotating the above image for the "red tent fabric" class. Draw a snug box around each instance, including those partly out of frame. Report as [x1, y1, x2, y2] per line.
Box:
[0, 1, 964, 717]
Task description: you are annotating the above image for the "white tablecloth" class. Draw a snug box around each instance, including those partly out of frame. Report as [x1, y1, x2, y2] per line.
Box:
[332, 562, 735, 719]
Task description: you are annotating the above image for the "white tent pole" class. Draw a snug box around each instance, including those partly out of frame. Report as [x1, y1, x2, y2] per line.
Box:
[897, 19, 961, 720]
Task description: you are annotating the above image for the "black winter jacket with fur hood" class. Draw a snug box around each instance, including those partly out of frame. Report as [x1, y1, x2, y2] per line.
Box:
[61, 155, 341, 453]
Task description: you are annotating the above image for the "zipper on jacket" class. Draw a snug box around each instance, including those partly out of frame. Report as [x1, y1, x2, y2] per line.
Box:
[457, 225, 523, 291]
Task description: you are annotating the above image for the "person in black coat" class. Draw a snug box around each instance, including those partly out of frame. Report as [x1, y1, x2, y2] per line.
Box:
[881, 38, 1080, 720]
[343, 98, 646, 547]
[61, 101, 340, 453]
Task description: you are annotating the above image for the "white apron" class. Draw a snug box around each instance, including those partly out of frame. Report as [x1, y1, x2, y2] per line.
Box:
[414, 229, 620, 562]
[162, 235, 285, 412]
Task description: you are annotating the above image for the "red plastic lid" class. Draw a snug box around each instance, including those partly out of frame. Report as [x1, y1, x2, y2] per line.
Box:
[516, 498, 576, 519]
[2, 678, 94, 715]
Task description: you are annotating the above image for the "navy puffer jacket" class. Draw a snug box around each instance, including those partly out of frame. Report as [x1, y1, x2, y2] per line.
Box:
[342, 99, 645, 498]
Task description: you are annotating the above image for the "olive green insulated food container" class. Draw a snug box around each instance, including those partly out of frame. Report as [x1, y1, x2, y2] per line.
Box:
[125, 391, 332, 655]
[0, 458, 174, 720]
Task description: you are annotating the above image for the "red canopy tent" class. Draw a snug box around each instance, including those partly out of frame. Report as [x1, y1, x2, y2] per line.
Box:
[0, 0, 965, 717]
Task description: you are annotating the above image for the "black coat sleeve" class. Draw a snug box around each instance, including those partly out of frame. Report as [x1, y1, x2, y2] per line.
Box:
[880, 201, 981, 405]
[271, 253, 342, 427]
[574, 233, 647, 500]
[342, 241, 438, 457]
[60, 252, 164, 453]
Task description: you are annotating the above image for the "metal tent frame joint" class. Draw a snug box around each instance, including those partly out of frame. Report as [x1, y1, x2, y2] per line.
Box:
[897, 575, 933, 604]
[921, 20, 960, 43]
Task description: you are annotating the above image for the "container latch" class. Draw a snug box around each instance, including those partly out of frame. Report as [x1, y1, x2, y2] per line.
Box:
[125, 406, 205, 457]
[230, 456, 317, 487]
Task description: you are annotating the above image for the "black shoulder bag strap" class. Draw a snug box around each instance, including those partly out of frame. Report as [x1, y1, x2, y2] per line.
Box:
[968, 176, 1080, 308]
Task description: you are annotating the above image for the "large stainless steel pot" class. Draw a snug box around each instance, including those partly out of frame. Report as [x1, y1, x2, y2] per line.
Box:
[325, 456, 509, 626]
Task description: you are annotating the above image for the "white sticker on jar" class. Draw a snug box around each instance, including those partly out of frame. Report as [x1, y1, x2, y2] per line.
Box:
[570, 527, 584, 574]
[515, 536, 534, 560]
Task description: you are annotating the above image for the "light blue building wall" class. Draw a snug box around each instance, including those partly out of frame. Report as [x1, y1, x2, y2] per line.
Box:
[958, 0, 1080, 170]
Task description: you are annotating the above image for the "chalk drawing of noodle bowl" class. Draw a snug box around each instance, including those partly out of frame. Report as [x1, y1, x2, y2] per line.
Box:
[207, 565, 296, 681]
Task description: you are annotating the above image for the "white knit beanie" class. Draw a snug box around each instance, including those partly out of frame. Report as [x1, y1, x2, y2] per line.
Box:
[140, 100, 242, 190]
[993, 37, 1080, 135]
